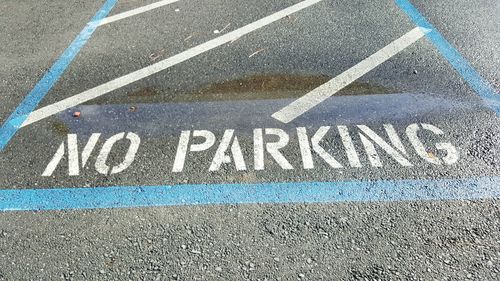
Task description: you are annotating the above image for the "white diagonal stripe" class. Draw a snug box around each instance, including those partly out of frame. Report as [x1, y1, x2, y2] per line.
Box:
[21, 0, 325, 128]
[272, 27, 430, 123]
[97, 0, 180, 26]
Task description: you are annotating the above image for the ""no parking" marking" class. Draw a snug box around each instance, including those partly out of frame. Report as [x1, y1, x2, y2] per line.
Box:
[43, 123, 459, 177]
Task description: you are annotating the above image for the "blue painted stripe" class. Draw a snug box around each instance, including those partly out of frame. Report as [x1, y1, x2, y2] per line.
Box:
[396, 0, 499, 115]
[0, 177, 498, 211]
[0, 0, 118, 151]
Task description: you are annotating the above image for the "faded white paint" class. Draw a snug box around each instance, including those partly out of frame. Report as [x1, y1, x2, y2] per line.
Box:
[172, 130, 216, 173]
[338, 125, 362, 168]
[43, 133, 101, 176]
[172, 131, 191, 173]
[253, 128, 265, 171]
[254, 128, 293, 170]
[42, 142, 66, 177]
[297, 127, 342, 169]
[44, 123, 459, 176]
[358, 125, 413, 167]
[81, 133, 101, 168]
[406, 123, 459, 165]
[97, 0, 180, 26]
[171, 124, 458, 172]
[43, 132, 140, 176]
[95, 132, 141, 175]
[209, 129, 246, 171]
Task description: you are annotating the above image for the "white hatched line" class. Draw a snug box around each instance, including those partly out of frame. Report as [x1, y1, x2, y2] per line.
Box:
[21, 0, 325, 128]
[98, 0, 180, 26]
[272, 27, 430, 123]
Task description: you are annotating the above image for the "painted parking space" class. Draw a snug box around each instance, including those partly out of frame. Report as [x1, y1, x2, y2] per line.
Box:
[1, 1, 500, 280]
[0, 0, 499, 211]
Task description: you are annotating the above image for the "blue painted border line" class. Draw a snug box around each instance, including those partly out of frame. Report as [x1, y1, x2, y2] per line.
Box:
[0, 0, 118, 151]
[1, 177, 498, 212]
[396, 0, 499, 115]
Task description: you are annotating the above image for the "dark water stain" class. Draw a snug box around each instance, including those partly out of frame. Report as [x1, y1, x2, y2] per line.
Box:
[198, 73, 331, 94]
[190, 73, 396, 102]
[128, 87, 160, 98]
[89, 73, 397, 104]
[50, 119, 70, 135]
[196, 74, 393, 95]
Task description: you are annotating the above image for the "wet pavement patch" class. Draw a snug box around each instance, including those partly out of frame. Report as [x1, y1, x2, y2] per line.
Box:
[96, 74, 396, 104]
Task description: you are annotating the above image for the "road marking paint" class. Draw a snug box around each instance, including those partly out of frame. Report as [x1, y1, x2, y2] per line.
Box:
[209, 129, 247, 171]
[0, 0, 118, 151]
[396, 0, 500, 115]
[81, 133, 101, 168]
[358, 125, 412, 167]
[41, 123, 458, 177]
[42, 142, 66, 177]
[43, 132, 140, 176]
[297, 127, 343, 169]
[172, 130, 216, 173]
[272, 27, 429, 123]
[338, 126, 362, 168]
[254, 128, 294, 170]
[0, 177, 498, 212]
[406, 123, 459, 165]
[172, 131, 192, 173]
[97, 0, 180, 26]
[168, 123, 458, 173]
[95, 132, 141, 175]
[19, 0, 326, 128]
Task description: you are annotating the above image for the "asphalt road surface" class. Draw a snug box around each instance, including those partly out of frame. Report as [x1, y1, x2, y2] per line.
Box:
[0, 0, 499, 280]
